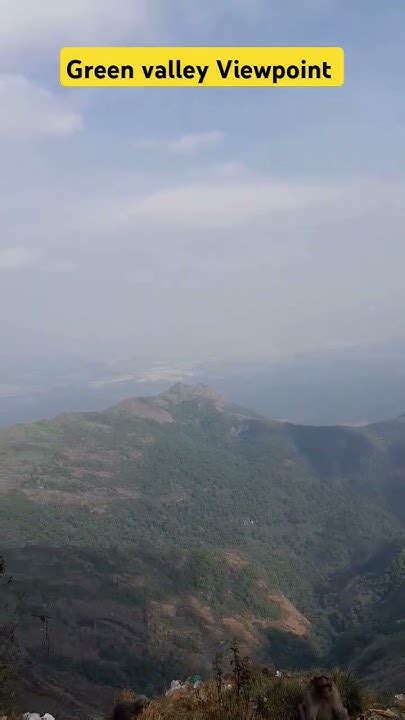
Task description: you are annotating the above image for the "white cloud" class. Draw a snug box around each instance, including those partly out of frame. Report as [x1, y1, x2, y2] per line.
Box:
[0, 245, 76, 274]
[212, 161, 247, 178]
[135, 131, 224, 155]
[0, 75, 82, 138]
[62, 174, 405, 243]
[0, 0, 160, 58]
[125, 179, 342, 230]
[0, 0, 271, 61]
[0, 247, 37, 270]
[42, 260, 77, 273]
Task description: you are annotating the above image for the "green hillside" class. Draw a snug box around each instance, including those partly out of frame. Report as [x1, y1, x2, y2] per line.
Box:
[323, 541, 405, 693]
[1, 383, 405, 700]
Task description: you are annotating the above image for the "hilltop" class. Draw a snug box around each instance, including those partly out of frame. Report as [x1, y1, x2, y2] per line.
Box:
[1, 384, 405, 702]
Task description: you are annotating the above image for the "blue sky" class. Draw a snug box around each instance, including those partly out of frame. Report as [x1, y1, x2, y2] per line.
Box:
[0, 1, 404, 361]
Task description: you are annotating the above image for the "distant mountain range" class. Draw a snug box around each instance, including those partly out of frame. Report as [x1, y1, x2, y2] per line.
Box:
[3, 339, 405, 427]
[1, 383, 405, 701]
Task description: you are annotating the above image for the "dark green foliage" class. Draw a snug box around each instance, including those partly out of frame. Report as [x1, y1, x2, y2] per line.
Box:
[1, 544, 283, 697]
[262, 630, 318, 670]
[332, 669, 365, 716]
[0, 559, 22, 715]
[288, 424, 374, 477]
[1, 385, 405, 696]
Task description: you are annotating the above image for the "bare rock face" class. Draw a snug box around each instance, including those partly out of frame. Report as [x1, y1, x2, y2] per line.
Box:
[108, 383, 226, 423]
[108, 397, 174, 424]
[160, 383, 226, 410]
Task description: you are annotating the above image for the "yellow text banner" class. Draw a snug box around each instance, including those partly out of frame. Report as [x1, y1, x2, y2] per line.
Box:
[60, 47, 344, 87]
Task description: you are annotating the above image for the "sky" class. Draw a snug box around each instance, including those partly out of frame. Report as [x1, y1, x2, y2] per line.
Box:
[0, 0, 405, 363]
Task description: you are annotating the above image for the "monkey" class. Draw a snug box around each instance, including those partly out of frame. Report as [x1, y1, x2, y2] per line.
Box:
[298, 676, 349, 720]
[112, 696, 150, 720]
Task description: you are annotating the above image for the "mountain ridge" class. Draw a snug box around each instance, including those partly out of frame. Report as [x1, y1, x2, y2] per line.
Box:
[1, 383, 405, 697]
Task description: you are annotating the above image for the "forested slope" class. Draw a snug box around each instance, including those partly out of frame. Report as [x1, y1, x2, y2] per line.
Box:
[1, 383, 405, 697]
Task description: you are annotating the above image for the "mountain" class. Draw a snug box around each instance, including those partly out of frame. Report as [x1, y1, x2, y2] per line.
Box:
[323, 540, 405, 693]
[196, 339, 405, 425]
[0, 351, 192, 428]
[5, 338, 405, 429]
[1, 383, 405, 703]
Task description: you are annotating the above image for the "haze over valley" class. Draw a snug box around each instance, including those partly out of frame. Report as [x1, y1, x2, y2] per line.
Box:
[1, 0, 405, 717]
[2, 337, 405, 428]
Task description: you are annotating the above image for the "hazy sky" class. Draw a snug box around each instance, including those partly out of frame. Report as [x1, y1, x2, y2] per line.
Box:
[1, 0, 404, 362]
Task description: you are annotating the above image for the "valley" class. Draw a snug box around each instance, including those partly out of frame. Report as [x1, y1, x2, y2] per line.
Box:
[1, 383, 405, 706]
